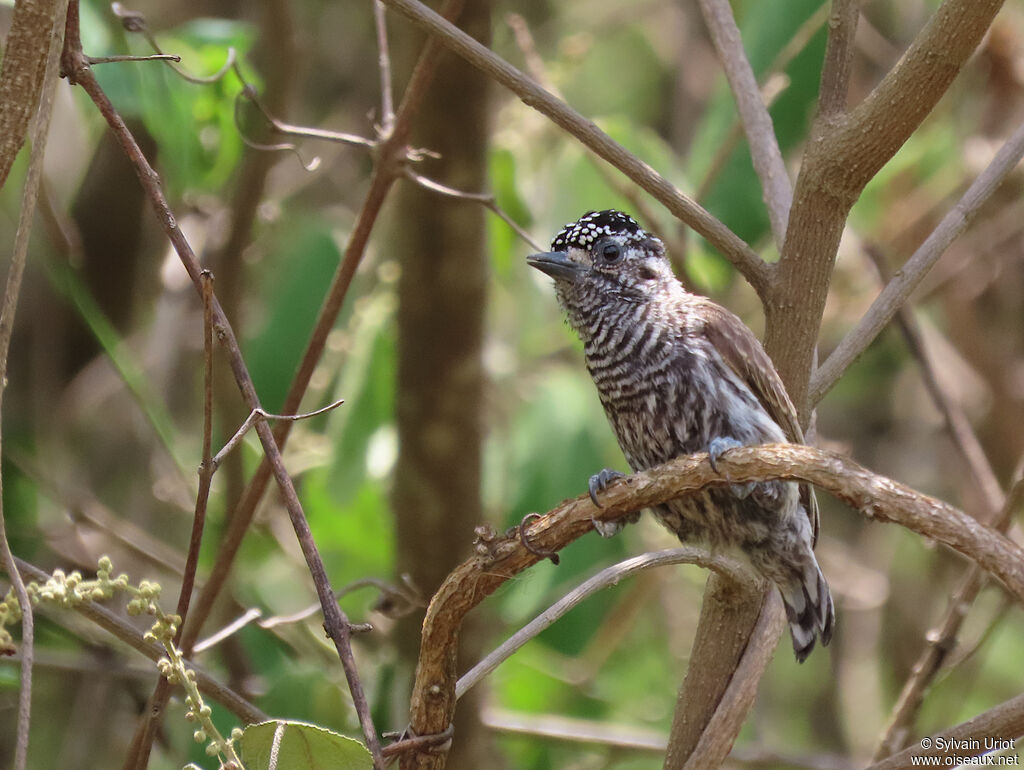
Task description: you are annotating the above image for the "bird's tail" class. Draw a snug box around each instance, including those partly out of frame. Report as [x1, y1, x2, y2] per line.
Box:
[777, 554, 834, 663]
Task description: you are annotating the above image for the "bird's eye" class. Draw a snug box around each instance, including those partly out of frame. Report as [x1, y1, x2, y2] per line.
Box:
[598, 241, 622, 264]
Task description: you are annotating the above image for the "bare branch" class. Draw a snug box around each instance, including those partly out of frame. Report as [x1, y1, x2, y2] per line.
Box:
[768, 0, 1005, 416]
[811, 116, 1024, 404]
[212, 398, 346, 467]
[695, 5, 828, 202]
[111, 3, 237, 84]
[874, 463, 1023, 758]
[403, 168, 543, 251]
[192, 608, 263, 654]
[378, 0, 774, 300]
[403, 443, 1024, 768]
[482, 707, 667, 753]
[862, 245, 1003, 514]
[866, 691, 1024, 770]
[126, 270, 222, 769]
[236, 83, 377, 149]
[697, 0, 792, 248]
[374, 0, 395, 134]
[663, 575, 767, 767]
[456, 548, 753, 700]
[86, 53, 181, 65]
[481, 707, 857, 768]
[817, 0, 860, 119]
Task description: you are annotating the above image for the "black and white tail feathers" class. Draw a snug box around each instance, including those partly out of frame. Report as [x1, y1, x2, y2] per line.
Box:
[778, 556, 835, 663]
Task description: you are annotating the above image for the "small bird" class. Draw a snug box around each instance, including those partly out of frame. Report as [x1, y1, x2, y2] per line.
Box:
[527, 210, 833, 661]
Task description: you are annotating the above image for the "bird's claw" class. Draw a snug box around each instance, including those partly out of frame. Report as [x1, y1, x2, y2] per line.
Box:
[708, 437, 753, 498]
[588, 468, 625, 507]
[707, 436, 743, 473]
[588, 468, 627, 538]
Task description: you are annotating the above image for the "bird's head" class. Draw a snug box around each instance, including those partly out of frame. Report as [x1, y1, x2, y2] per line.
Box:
[527, 210, 674, 317]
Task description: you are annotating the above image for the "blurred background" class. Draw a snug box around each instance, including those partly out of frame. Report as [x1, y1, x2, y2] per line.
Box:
[1, 0, 1023, 767]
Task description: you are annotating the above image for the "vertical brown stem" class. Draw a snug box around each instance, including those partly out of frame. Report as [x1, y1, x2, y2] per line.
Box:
[390, 1, 492, 766]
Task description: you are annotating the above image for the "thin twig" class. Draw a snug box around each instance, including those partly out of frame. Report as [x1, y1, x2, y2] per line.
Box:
[127, 271, 220, 768]
[211, 398, 346, 466]
[0, 2, 70, 766]
[232, 90, 322, 170]
[698, 0, 792, 248]
[87, 53, 180, 64]
[192, 577, 421, 654]
[480, 707, 858, 769]
[110, 2, 237, 85]
[481, 707, 667, 753]
[403, 168, 543, 251]
[379, 0, 773, 300]
[874, 462, 1024, 759]
[375, 0, 395, 135]
[862, 244, 1003, 514]
[866, 691, 1024, 770]
[192, 608, 263, 654]
[381, 724, 455, 761]
[455, 548, 752, 700]
[175, 269, 217, 630]
[235, 82, 377, 148]
[810, 117, 1024, 405]
[816, 0, 860, 120]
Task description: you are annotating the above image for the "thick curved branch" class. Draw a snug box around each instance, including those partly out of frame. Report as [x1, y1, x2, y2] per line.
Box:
[378, 0, 773, 300]
[402, 443, 1024, 769]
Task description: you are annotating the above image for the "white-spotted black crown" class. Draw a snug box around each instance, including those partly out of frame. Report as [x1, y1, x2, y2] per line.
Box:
[551, 210, 651, 252]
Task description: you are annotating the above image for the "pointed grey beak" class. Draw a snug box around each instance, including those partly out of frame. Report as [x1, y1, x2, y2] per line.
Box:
[526, 251, 584, 282]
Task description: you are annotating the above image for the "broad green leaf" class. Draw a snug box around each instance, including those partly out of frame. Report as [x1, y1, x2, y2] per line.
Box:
[238, 720, 372, 770]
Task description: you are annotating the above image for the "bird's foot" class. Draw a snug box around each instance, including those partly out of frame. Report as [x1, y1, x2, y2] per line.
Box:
[588, 468, 625, 507]
[707, 437, 753, 499]
[588, 468, 626, 537]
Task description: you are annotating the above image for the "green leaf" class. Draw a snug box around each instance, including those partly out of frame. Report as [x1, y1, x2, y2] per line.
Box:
[238, 720, 373, 770]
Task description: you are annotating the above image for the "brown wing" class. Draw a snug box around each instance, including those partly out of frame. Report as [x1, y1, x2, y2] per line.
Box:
[695, 298, 820, 543]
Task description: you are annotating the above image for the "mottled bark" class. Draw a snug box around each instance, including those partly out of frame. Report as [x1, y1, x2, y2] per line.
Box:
[0, 0, 62, 189]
